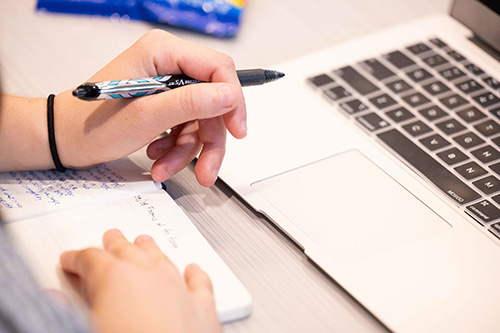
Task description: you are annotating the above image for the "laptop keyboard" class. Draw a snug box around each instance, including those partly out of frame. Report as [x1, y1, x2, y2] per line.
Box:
[307, 37, 500, 239]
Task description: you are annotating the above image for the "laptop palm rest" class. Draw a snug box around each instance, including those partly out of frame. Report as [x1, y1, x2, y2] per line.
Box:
[251, 150, 450, 265]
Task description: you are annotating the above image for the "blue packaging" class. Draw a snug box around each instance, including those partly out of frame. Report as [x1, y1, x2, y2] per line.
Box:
[36, 0, 245, 38]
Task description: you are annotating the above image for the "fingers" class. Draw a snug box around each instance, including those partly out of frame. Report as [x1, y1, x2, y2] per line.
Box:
[146, 126, 184, 160]
[102, 229, 152, 265]
[149, 122, 202, 183]
[148, 116, 227, 186]
[60, 247, 111, 301]
[133, 234, 169, 263]
[184, 264, 216, 307]
[60, 247, 110, 279]
[195, 117, 227, 187]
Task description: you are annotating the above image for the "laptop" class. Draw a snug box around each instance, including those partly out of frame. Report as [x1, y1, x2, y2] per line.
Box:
[218, 0, 500, 331]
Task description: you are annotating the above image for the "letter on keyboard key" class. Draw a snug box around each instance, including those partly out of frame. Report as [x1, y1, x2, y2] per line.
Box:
[467, 200, 500, 223]
[377, 129, 481, 204]
[473, 92, 500, 108]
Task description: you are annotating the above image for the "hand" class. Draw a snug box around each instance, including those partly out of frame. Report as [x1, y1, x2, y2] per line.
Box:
[0, 30, 246, 187]
[60, 229, 221, 333]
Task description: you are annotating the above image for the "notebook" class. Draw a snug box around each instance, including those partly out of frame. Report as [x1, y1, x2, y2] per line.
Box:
[0, 157, 251, 323]
[219, 0, 500, 331]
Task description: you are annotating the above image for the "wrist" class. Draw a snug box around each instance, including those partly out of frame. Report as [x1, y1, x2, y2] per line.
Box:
[0, 95, 53, 171]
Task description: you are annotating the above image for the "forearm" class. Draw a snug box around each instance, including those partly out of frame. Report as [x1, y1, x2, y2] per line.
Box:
[0, 94, 54, 171]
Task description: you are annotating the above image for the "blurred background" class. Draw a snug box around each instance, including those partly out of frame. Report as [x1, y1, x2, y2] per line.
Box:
[1, 0, 448, 97]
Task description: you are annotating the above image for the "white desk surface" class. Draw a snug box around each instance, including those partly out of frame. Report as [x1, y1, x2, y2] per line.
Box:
[0, 0, 449, 331]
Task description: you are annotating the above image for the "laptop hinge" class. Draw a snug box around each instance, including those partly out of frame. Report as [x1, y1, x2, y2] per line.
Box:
[468, 34, 500, 62]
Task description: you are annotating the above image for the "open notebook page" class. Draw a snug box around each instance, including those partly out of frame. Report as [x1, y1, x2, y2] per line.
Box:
[1, 159, 252, 323]
[0, 159, 156, 222]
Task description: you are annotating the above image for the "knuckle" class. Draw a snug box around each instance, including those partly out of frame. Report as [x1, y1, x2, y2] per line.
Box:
[178, 87, 199, 118]
[218, 53, 236, 69]
[143, 29, 168, 41]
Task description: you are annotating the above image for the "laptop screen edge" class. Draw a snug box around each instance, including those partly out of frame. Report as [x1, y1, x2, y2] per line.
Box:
[450, 0, 500, 54]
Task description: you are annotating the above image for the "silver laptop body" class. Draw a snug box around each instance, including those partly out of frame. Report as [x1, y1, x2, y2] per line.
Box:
[220, 1, 500, 331]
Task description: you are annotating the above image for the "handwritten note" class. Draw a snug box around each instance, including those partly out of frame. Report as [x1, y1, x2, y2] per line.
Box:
[0, 159, 156, 222]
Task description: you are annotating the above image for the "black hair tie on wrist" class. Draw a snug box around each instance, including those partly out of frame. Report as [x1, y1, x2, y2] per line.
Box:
[47, 94, 66, 172]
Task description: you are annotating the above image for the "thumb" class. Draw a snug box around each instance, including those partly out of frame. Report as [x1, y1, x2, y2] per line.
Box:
[153, 82, 238, 125]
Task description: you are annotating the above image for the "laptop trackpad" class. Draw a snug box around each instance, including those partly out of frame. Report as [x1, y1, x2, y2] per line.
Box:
[251, 150, 451, 265]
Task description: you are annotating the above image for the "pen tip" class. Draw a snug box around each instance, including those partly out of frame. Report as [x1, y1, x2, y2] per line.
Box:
[263, 70, 285, 83]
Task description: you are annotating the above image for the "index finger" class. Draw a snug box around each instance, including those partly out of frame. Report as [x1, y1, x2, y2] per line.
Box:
[60, 248, 110, 283]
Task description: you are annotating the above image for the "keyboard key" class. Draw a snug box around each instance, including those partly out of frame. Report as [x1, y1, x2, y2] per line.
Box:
[419, 133, 450, 151]
[494, 195, 500, 206]
[482, 77, 500, 90]
[323, 85, 352, 101]
[403, 120, 432, 137]
[473, 92, 500, 108]
[359, 59, 395, 80]
[474, 119, 500, 137]
[439, 67, 466, 81]
[447, 50, 466, 62]
[454, 161, 487, 180]
[406, 68, 433, 83]
[493, 136, 500, 148]
[419, 105, 447, 121]
[471, 145, 500, 163]
[308, 74, 334, 87]
[439, 94, 468, 110]
[464, 63, 484, 76]
[339, 99, 370, 114]
[437, 147, 469, 165]
[491, 106, 500, 120]
[356, 113, 390, 132]
[406, 42, 432, 55]
[423, 80, 451, 96]
[490, 161, 500, 175]
[436, 118, 466, 135]
[422, 53, 448, 68]
[456, 106, 486, 123]
[334, 66, 379, 95]
[490, 222, 500, 237]
[473, 175, 500, 195]
[455, 79, 484, 95]
[377, 128, 480, 204]
[369, 93, 397, 109]
[385, 79, 413, 94]
[429, 37, 447, 48]
[402, 92, 431, 108]
[385, 107, 414, 122]
[384, 51, 415, 69]
[467, 200, 500, 223]
[453, 132, 485, 149]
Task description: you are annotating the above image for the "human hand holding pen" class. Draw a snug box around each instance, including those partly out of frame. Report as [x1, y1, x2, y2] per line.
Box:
[57, 29, 246, 186]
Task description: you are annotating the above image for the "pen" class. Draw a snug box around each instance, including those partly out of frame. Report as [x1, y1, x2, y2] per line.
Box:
[72, 68, 285, 101]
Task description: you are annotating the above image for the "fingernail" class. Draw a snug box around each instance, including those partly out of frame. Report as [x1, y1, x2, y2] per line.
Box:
[218, 84, 235, 108]
[136, 234, 153, 243]
[107, 228, 123, 235]
[211, 168, 219, 183]
[241, 119, 247, 135]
